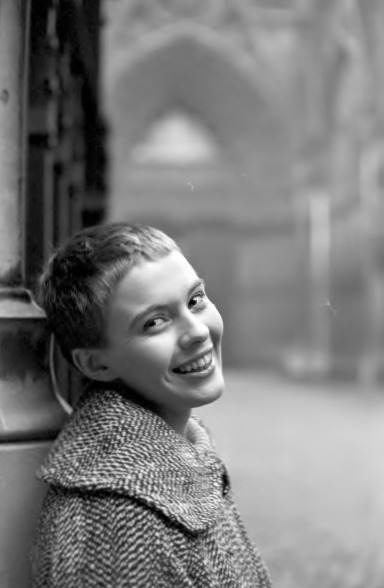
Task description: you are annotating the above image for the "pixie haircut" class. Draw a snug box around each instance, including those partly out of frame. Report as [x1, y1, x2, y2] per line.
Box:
[38, 223, 180, 364]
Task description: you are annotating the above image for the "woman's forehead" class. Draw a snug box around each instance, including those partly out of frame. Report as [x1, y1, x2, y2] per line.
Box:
[111, 251, 200, 309]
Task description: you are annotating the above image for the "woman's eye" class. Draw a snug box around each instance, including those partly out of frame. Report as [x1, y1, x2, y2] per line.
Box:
[189, 291, 207, 309]
[143, 316, 167, 332]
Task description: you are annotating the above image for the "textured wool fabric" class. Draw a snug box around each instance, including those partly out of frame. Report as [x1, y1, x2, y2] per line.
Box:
[31, 386, 272, 587]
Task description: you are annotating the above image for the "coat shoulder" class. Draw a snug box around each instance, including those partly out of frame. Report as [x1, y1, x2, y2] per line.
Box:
[35, 483, 186, 545]
[31, 485, 194, 587]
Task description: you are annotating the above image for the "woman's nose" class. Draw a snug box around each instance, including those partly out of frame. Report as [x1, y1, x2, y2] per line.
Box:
[179, 313, 209, 348]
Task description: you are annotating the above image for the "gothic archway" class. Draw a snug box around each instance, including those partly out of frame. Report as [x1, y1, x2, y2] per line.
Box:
[104, 28, 299, 366]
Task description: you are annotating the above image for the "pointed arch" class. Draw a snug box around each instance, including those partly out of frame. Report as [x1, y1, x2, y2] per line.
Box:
[107, 27, 291, 177]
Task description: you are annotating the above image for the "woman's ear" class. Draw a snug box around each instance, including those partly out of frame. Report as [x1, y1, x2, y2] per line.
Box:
[71, 348, 115, 382]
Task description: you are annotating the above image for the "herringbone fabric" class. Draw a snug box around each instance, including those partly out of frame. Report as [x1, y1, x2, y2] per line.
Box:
[31, 387, 272, 587]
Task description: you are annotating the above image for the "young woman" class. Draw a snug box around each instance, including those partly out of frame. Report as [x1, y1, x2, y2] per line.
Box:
[31, 222, 272, 588]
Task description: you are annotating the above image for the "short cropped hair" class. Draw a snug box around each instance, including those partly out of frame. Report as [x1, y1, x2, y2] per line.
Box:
[38, 222, 180, 364]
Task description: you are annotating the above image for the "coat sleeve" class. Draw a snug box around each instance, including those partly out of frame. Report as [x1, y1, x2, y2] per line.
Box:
[31, 486, 196, 588]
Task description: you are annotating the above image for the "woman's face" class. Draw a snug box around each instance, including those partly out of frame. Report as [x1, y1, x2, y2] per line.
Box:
[100, 250, 225, 424]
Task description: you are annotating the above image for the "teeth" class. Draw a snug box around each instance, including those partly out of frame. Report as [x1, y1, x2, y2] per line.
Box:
[175, 352, 212, 374]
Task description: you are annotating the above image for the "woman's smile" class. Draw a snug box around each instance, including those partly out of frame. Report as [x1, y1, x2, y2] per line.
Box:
[172, 348, 214, 374]
[100, 250, 225, 431]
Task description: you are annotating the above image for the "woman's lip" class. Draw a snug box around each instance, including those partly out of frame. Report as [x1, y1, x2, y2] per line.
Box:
[172, 348, 213, 372]
[174, 360, 215, 378]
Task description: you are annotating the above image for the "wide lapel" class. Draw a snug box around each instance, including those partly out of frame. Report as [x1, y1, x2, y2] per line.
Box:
[38, 387, 227, 533]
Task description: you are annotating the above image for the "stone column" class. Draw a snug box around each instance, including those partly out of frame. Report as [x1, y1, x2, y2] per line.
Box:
[0, 1, 66, 586]
[357, 0, 384, 384]
[285, 9, 332, 378]
[0, 0, 26, 286]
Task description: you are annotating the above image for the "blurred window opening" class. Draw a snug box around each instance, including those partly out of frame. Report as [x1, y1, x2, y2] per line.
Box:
[130, 110, 219, 166]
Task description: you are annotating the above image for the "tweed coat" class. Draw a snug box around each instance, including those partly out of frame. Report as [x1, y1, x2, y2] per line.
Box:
[31, 386, 272, 588]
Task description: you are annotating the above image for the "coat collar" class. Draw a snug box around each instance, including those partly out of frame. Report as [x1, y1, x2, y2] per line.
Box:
[38, 386, 228, 533]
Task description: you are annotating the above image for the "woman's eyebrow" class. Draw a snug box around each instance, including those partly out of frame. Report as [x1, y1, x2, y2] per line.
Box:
[131, 303, 168, 328]
[189, 277, 206, 294]
[132, 278, 206, 327]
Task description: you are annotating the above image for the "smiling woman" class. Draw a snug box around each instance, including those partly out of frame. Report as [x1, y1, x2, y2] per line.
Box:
[31, 222, 272, 588]
[85, 250, 224, 435]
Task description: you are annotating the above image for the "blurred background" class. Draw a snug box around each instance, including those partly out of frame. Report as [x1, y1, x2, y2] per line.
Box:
[0, 0, 384, 586]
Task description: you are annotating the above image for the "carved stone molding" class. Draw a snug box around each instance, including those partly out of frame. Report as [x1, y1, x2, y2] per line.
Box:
[103, 0, 296, 47]
[153, 0, 219, 20]
[104, 0, 220, 30]
[103, 0, 299, 94]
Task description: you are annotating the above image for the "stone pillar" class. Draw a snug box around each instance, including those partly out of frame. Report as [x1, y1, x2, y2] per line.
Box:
[307, 186, 332, 374]
[0, 1, 67, 586]
[357, 0, 384, 384]
[0, 1, 26, 285]
[283, 10, 332, 379]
